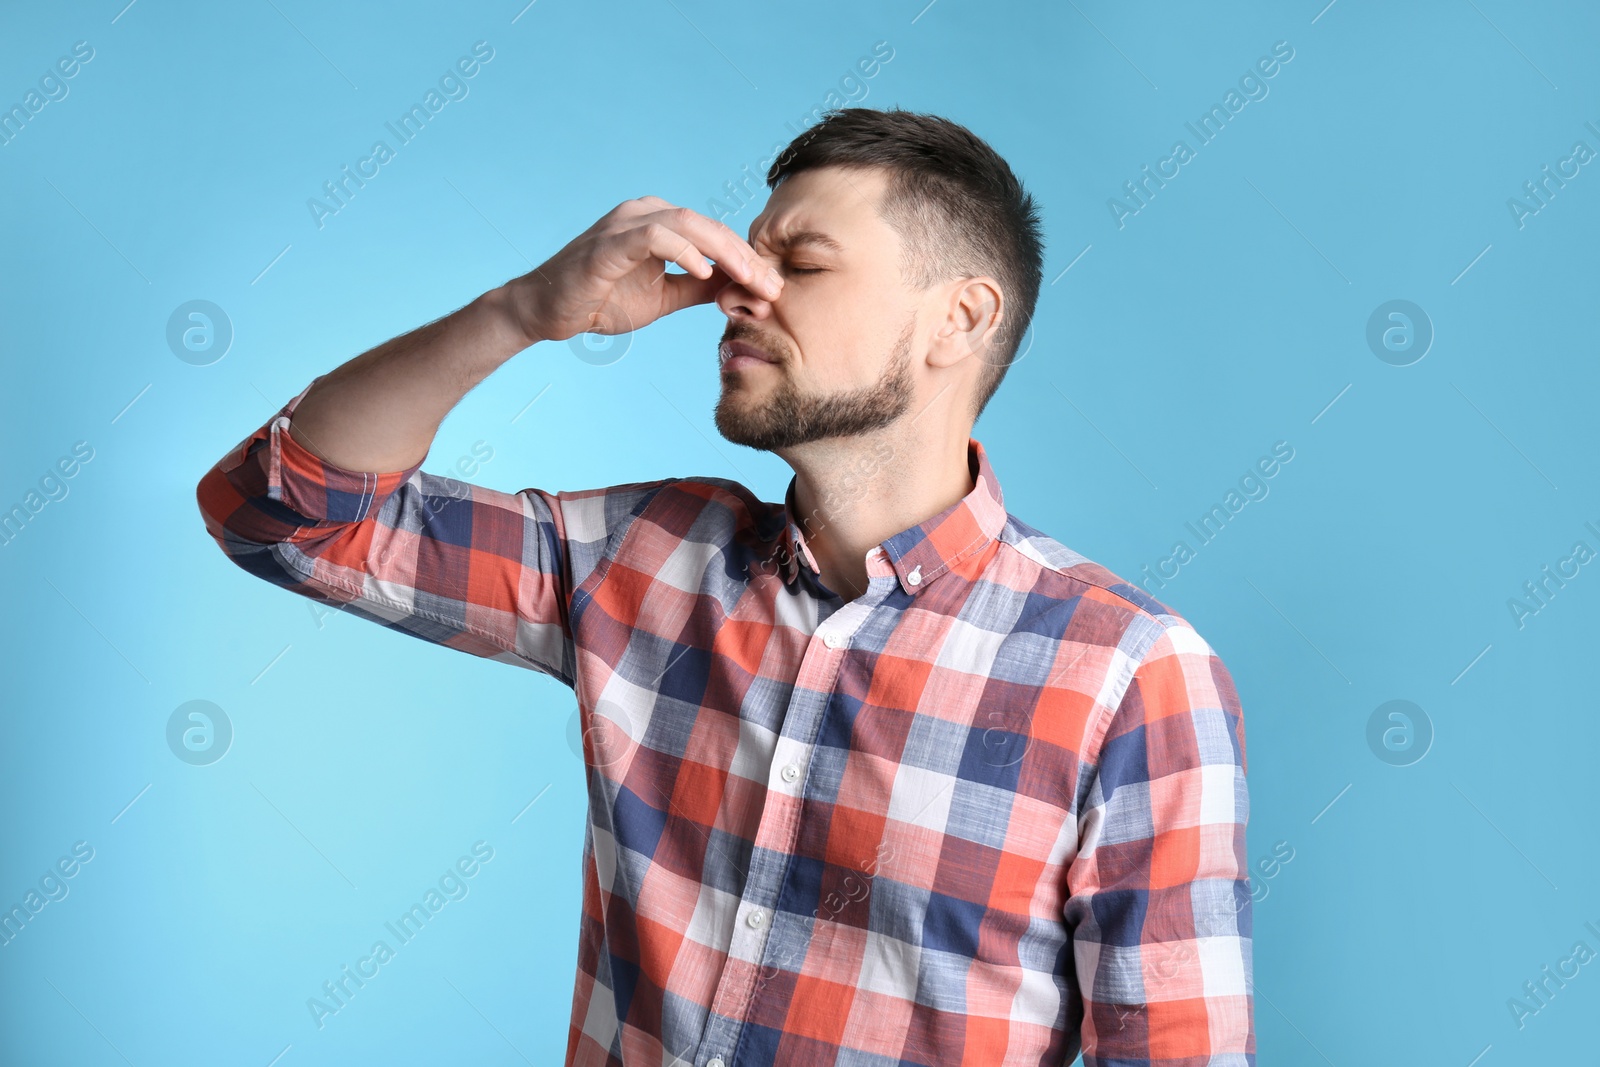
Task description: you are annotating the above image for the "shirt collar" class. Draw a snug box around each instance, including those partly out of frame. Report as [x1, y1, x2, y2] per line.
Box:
[777, 437, 1008, 597]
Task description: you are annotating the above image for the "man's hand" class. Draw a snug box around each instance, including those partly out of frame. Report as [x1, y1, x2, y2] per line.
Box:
[507, 196, 784, 344]
[279, 198, 780, 474]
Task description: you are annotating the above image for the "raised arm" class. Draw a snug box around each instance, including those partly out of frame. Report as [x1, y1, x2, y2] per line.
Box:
[194, 198, 784, 681]
[284, 195, 784, 474]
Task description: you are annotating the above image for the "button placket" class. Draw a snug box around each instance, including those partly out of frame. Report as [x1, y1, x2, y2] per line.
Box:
[703, 589, 883, 1052]
[814, 598, 870, 653]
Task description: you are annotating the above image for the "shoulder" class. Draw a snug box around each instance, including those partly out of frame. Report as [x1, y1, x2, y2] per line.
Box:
[994, 512, 1222, 667]
[995, 514, 1240, 768]
[624, 475, 783, 532]
[547, 477, 681, 542]
[557, 474, 783, 548]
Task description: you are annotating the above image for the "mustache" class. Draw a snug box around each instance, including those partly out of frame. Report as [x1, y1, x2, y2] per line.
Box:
[719, 327, 787, 364]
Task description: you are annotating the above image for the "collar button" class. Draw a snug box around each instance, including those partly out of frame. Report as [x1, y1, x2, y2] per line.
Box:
[906, 565, 923, 586]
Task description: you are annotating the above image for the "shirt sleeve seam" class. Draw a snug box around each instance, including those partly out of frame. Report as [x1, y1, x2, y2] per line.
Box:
[567, 478, 683, 624]
[1081, 613, 1172, 773]
[273, 541, 570, 682]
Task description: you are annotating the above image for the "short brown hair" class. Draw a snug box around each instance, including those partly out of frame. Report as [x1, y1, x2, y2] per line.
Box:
[767, 107, 1045, 424]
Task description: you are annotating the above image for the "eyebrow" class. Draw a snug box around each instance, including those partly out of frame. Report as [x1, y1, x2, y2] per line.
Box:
[757, 229, 845, 254]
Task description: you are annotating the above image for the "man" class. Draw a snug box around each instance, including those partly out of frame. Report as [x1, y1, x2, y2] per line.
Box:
[197, 107, 1253, 1065]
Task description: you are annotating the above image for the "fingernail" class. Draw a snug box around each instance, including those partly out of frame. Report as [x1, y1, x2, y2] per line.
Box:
[765, 269, 782, 296]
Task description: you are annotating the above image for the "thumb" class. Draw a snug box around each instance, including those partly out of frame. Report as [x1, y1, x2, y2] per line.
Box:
[659, 265, 729, 317]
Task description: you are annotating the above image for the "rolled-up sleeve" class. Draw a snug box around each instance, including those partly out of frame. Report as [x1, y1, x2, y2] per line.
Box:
[195, 375, 668, 686]
[1065, 619, 1254, 1065]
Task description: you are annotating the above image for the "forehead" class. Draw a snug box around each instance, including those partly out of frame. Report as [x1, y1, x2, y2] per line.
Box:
[747, 165, 894, 250]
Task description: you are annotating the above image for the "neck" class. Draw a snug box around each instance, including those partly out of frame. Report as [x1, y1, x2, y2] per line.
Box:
[782, 426, 975, 602]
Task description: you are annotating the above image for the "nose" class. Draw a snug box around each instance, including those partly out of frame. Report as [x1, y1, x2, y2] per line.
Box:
[715, 262, 779, 321]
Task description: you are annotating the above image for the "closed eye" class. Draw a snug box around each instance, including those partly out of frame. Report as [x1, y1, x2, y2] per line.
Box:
[786, 266, 826, 275]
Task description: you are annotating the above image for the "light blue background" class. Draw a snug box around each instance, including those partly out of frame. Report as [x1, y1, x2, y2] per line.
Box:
[3, 0, 1597, 1063]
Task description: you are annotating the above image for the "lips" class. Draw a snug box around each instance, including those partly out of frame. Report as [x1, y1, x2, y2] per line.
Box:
[721, 339, 778, 365]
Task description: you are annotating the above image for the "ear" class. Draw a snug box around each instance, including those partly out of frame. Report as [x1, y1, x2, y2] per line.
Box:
[928, 277, 1004, 371]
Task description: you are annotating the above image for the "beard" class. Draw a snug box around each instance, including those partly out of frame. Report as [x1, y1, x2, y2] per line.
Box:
[713, 312, 917, 451]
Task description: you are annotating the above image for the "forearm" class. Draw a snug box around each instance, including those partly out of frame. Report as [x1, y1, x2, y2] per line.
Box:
[286, 281, 538, 473]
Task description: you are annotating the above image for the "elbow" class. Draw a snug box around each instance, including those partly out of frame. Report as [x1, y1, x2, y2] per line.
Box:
[194, 447, 287, 555]
[195, 458, 316, 594]
[196, 458, 246, 551]
[195, 463, 222, 540]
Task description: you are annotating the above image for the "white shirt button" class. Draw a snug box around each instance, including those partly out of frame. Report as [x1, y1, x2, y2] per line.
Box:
[907, 565, 922, 586]
[707, 1058, 725, 1067]
[822, 630, 845, 649]
[746, 909, 766, 928]
[780, 763, 800, 783]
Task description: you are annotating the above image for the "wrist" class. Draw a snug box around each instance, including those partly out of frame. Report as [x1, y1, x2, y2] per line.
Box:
[491, 276, 548, 350]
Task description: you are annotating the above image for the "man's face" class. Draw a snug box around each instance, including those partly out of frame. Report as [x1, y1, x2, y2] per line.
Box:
[713, 165, 922, 452]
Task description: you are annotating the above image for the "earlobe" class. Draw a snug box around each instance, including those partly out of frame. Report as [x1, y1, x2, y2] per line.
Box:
[933, 278, 1003, 367]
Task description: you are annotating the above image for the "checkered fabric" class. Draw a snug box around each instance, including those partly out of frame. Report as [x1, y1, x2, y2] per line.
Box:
[196, 374, 1254, 1066]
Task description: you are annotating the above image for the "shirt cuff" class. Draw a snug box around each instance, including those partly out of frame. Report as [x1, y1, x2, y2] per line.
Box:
[264, 376, 426, 526]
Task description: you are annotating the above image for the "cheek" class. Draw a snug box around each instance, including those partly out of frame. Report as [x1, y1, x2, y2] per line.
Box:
[783, 276, 903, 382]
[835, 340, 895, 388]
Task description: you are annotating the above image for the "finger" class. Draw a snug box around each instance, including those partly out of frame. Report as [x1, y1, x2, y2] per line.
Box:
[663, 233, 716, 280]
[602, 195, 672, 226]
[659, 265, 727, 316]
[612, 222, 714, 283]
[641, 204, 782, 298]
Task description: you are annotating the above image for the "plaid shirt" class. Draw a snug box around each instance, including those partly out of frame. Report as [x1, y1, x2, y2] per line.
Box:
[196, 374, 1254, 1066]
